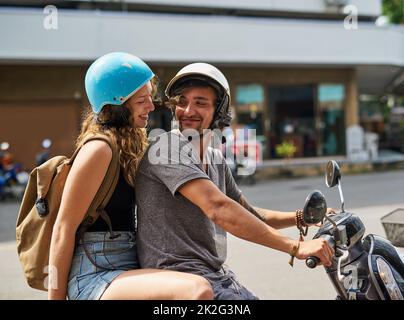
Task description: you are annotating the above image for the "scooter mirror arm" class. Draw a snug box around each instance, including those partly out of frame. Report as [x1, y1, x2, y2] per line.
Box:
[324, 215, 338, 229]
[337, 178, 345, 213]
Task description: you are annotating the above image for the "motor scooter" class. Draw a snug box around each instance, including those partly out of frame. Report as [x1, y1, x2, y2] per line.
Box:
[303, 160, 404, 300]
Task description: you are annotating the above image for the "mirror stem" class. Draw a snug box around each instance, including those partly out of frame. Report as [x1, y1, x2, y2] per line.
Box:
[337, 179, 345, 213]
[325, 214, 338, 229]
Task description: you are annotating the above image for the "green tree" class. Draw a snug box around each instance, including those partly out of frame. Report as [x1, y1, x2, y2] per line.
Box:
[383, 0, 404, 24]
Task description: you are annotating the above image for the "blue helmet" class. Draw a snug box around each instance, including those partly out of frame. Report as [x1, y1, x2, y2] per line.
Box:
[85, 52, 155, 114]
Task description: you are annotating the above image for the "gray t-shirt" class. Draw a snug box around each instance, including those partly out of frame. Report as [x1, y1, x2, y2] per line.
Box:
[135, 129, 241, 276]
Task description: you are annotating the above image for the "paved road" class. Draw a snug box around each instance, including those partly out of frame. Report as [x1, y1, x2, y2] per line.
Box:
[1, 169, 404, 299]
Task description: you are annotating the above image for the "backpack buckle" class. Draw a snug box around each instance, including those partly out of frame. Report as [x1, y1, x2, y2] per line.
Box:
[35, 198, 49, 218]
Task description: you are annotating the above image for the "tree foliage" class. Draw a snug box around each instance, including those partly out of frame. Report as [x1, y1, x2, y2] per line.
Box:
[383, 0, 404, 24]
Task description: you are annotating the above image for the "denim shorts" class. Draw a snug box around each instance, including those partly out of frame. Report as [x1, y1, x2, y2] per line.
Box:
[204, 266, 259, 300]
[67, 231, 139, 300]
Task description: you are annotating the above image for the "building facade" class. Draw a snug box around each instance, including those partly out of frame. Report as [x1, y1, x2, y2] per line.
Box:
[1, 0, 403, 168]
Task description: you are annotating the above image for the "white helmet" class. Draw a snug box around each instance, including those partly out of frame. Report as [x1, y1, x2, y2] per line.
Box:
[165, 63, 232, 129]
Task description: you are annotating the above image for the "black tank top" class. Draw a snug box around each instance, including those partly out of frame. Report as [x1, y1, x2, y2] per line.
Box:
[87, 171, 136, 232]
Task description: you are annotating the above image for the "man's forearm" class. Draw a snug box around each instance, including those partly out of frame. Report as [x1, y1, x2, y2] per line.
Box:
[254, 207, 296, 229]
[212, 198, 295, 254]
[238, 195, 296, 229]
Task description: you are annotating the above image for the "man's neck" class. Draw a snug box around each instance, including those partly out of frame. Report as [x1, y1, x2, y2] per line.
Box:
[178, 128, 212, 163]
[193, 132, 212, 163]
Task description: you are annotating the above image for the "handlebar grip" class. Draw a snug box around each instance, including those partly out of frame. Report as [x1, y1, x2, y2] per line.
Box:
[306, 256, 320, 269]
[306, 234, 336, 268]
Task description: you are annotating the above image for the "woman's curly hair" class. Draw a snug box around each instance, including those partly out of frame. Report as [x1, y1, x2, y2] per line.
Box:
[76, 79, 163, 186]
[76, 104, 148, 187]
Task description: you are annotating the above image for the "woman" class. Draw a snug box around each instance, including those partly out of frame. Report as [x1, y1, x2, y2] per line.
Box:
[48, 52, 213, 300]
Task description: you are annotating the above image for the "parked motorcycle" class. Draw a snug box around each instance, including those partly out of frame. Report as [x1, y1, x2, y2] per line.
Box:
[302, 160, 404, 300]
[35, 138, 52, 166]
[0, 142, 29, 201]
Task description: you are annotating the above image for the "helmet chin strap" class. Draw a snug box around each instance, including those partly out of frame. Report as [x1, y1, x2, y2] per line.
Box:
[209, 94, 231, 130]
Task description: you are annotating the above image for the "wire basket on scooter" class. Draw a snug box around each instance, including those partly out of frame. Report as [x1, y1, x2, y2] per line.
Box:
[381, 208, 404, 247]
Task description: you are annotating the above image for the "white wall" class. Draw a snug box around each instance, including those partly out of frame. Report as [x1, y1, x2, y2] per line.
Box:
[0, 7, 400, 66]
[76, 0, 382, 17]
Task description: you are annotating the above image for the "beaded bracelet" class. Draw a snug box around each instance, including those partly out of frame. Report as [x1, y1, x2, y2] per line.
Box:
[295, 209, 308, 241]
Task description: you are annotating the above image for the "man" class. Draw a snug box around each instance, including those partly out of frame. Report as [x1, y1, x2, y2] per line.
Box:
[135, 63, 334, 299]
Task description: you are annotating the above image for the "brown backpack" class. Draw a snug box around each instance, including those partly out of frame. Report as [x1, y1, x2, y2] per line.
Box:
[16, 134, 120, 291]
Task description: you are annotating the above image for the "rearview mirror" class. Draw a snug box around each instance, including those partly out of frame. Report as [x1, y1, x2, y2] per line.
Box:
[325, 160, 341, 188]
[303, 190, 327, 225]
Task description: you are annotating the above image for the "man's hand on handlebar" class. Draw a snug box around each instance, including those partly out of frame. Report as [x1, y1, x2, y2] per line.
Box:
[296, 238, 335, 267]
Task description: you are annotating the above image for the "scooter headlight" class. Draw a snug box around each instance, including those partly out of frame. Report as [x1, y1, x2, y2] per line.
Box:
[376, 257, 403, 300]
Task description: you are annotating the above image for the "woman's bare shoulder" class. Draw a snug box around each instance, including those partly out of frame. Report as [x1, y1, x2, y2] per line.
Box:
[71, 139, 113, 175]
[79, 139, 113, 159]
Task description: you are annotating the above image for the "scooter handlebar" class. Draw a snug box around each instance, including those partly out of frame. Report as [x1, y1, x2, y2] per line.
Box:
[305, 235, 336, 269]
[306, 256, 321, 268]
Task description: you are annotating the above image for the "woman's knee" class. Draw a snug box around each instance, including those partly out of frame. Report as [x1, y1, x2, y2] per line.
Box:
[190, 276, 213, 300]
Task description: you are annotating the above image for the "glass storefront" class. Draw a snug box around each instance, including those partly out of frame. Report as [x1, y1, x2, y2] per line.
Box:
[317, 84, 346, 156]
[234, 84, 266, 155]
[234, 82, 346, 159]
[268, 85, 316, 158]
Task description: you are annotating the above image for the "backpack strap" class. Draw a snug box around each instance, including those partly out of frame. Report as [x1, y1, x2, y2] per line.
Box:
[76, 134, 120, 228]
[74, 134, 121, 270]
